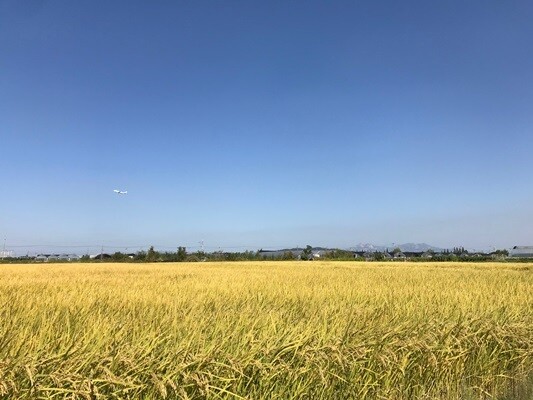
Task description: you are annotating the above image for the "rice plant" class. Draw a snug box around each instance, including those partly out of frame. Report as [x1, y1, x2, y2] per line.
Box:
[0, 261, 531, 399]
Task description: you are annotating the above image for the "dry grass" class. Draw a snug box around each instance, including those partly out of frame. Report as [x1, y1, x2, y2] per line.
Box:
[0, 261, 532, 399]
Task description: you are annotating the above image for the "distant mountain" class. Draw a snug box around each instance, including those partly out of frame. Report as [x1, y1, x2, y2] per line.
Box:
[396, 243, 444, 252]
[350, 243, 384, 252]
[350, 243, 444, 252]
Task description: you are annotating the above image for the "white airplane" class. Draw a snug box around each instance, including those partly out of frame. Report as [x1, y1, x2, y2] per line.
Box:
[113, 189, 128, 195]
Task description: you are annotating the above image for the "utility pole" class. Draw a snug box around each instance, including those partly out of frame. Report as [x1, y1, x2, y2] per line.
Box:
[1, 237, 5, 259]
[101, 245, 104, 261]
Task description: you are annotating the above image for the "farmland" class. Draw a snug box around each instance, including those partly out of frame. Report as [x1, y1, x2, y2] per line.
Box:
[0, 261, 532, 399]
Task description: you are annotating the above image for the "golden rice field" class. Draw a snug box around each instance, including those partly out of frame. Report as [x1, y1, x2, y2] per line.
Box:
[0, 261, 532, 399]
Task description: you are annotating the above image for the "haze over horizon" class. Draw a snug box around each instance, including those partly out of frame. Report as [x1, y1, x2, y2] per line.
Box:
[2, 1, 532, 252]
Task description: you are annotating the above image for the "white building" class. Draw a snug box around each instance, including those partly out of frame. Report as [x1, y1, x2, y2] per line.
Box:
[0, 250, 15, 258]
[509, 246, 533, 258]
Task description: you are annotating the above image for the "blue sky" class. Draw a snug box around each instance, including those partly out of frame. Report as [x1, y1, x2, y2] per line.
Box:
[1, 1, 532, 253]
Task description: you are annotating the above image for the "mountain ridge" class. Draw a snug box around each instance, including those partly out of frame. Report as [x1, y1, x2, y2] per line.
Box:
[350, 243, 445, 252]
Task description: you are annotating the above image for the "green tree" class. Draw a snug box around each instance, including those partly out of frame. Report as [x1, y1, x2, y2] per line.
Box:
[177, 246, 187, 262]
[194, 250, 206, 261]
[282, 251, 295, 260]
[493, 249, 509, 256]
[112, 252, 128, 261]
[134, 251, 146, 261]
[301, 245, 313, 260]
[146, 246, 158, 262]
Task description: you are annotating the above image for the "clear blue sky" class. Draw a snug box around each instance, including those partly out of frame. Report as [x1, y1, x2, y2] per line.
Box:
[1, 1, 532, 253]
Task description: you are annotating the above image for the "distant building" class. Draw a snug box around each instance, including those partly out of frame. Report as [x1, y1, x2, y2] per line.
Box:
[403, 251, 424, 259]
[90, 253, 112, 260]
[509, 246, 533, 258]
[257, 248, 328, 260]
[258, 250, 301, 259]
[393, 252, 406, 260]
[312, 250, 328, 259]
[34, 253, 80, 261]
[0, 250, 15, 258]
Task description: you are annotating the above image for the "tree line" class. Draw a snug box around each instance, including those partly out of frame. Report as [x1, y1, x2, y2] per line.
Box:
[72, 245, 513, 263]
